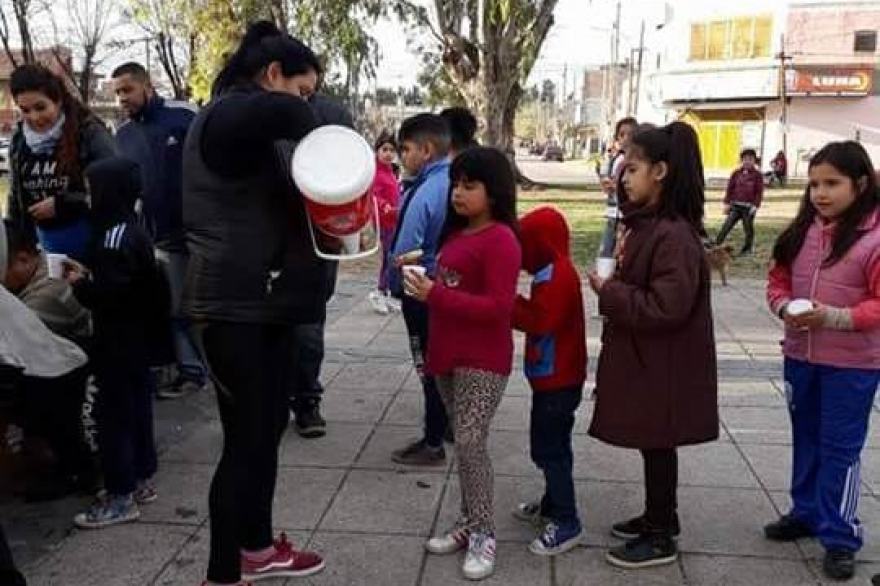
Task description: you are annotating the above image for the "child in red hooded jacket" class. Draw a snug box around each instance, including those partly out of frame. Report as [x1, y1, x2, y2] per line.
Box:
[512, 206, 587, 557]
[368, 131, 401, 314]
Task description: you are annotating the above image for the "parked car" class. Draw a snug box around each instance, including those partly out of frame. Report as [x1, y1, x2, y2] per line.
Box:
[0, 138, 9, 175]
[543, 144, 564, 162]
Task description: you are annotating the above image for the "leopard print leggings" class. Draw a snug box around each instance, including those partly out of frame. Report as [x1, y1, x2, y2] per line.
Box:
[436, 368, 507, 534]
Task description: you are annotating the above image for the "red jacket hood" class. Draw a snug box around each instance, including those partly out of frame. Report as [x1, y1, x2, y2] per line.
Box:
[519, 206, 571, 273]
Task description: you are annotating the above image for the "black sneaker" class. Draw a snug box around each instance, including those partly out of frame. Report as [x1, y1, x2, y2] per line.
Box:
[391, 439, 445, 466]
[823, 550, 855, 581]
[611, 514, 681, 540]
[871, 572, 880, 586]
[295, 405, 327, 439]
[606, 533, 678, 569]
[764, 514, 814, 542]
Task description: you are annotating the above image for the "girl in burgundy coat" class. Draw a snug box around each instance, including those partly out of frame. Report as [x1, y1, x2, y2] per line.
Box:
[587, 121, 719, 570]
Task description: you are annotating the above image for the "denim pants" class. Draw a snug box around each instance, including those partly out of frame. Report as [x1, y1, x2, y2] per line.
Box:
[530, 386, 582, 526]
[401, 296, 448, 447]
[156, 249, 206, 384]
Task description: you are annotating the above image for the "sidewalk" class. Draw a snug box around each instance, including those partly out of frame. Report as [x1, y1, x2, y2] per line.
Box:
[5, 274, 880, 586]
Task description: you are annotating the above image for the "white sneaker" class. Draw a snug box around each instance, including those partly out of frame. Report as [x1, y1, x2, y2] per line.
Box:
[384, 293, 400, 313]
[426, 522, 471, 554]
[463, 532, 496, 580]
[368, 290, 389, 315]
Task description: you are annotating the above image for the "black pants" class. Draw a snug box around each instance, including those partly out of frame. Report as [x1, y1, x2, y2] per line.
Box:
[641, 448, 678, 533]
[20, 368, 94, 481]
[289, 322, 325, 414]
[201, 322, 295, 584]
[716, 204, 755, 253]
[95, 361, 156, 496]
[530, 387, 582, 525]
[0, 525, 25, 586]
[401, 296, 448, 448]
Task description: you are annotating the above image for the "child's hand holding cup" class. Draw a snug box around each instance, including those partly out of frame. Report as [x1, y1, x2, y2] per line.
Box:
[46, 253, 68, 280]
[60, 257, 88, 284]
[402, 265, 427, 297]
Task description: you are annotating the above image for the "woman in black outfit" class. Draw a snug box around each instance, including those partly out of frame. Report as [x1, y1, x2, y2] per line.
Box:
[182, 21, 328, 586]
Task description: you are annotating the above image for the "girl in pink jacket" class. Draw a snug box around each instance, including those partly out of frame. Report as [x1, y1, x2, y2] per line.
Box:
[764, 141, 880, 582]
[368, 131, 401, 314]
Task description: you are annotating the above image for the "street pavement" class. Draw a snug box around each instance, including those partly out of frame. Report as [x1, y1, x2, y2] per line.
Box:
[5, 273, 880, 586]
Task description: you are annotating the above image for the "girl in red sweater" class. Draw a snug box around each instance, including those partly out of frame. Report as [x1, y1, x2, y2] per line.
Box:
[368, 131, 401, 314]
[404, 147, 521, 581]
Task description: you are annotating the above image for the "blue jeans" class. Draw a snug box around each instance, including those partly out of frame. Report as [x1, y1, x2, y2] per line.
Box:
[402, 296, 448, 448]
[36, 219, 92, 262]
[785, 358, 880, 552]
[530, 386, 582, 526]
[289, 323, 325, 412]
[156, 249, 206, 384]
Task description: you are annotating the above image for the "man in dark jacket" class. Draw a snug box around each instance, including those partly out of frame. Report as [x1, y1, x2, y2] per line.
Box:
[65, 157, 160, 529]
[112, 62, 206, 399]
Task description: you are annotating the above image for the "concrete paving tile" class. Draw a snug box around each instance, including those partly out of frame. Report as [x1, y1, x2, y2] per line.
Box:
[303, 532, 424, 586]
[677, 486, 801, 559]
[331, 363, 411, 392]
[682, 553, 819, 585]
[718, 381, 786, 408]
[678, 442, 761, 489]
[159, 420, 223, 465]
[318, 389, 395, 423]
[812, 559, 880, 585]
[353, 425, 452, 472]
[279, 422, 373, 468]
[420, 540, 550, 586]
[272, 468, 346, 530]
[27, 523, 195, 586]
[383, 390, 429, 426]
[319, 469, 446, 535]
[555, 545, 685, 585]
[721, 406, 793, 445]
[140, 462, 213, 526]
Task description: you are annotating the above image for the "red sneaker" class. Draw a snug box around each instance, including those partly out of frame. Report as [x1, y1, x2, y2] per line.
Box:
[241, 533, 325, 581]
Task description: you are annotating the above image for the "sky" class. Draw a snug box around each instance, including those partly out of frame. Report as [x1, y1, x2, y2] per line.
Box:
[68, 0, 672, 93]
[370, 0, 666, 92]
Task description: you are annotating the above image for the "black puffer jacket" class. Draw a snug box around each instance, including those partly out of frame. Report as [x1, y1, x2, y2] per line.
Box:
[182, 84, 324, 325]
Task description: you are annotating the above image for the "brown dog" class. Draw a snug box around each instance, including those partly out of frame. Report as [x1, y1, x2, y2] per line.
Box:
[705, 244, 733, 286]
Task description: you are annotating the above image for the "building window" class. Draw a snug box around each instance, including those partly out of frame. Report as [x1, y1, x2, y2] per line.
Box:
[854, 30, 877, 53]
[689, 15, 773, 61]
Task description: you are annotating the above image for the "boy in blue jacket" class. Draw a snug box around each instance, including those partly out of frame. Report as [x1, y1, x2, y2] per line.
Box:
[390, 114, 452, 465]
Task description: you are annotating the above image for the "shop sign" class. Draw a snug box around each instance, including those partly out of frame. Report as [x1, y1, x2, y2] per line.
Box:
[787, 68, 873, 96]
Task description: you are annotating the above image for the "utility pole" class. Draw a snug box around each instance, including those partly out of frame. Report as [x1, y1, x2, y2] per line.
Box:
[606, 0, 622, 134]
[633, 20, 646, 117]
[777, 34, 792, 158]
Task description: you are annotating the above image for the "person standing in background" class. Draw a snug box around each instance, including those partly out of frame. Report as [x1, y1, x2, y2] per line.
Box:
[368, 130, 401, 315]
[5, 64, 116, 261]
[112, 62, 207, 400]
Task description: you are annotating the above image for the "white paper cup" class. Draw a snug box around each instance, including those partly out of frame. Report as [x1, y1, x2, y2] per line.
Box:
[402, 265, 427, 297]
[786, 299, 814, 316]
[596, 257, 616, 279]
[46, 253, 68, 280]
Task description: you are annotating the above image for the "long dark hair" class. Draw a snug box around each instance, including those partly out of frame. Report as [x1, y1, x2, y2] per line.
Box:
[628, 121, 706, 232]
[212, 20, 322, 97]
[772, 141, 880, 268]
[440, 147, 519, 245]
[10, 64, 94, 179]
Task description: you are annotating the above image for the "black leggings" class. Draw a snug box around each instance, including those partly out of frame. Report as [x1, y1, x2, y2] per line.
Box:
[0, 524, 26, 586]
[200, 322, 294, 584]
[642, 448, 678, 533]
